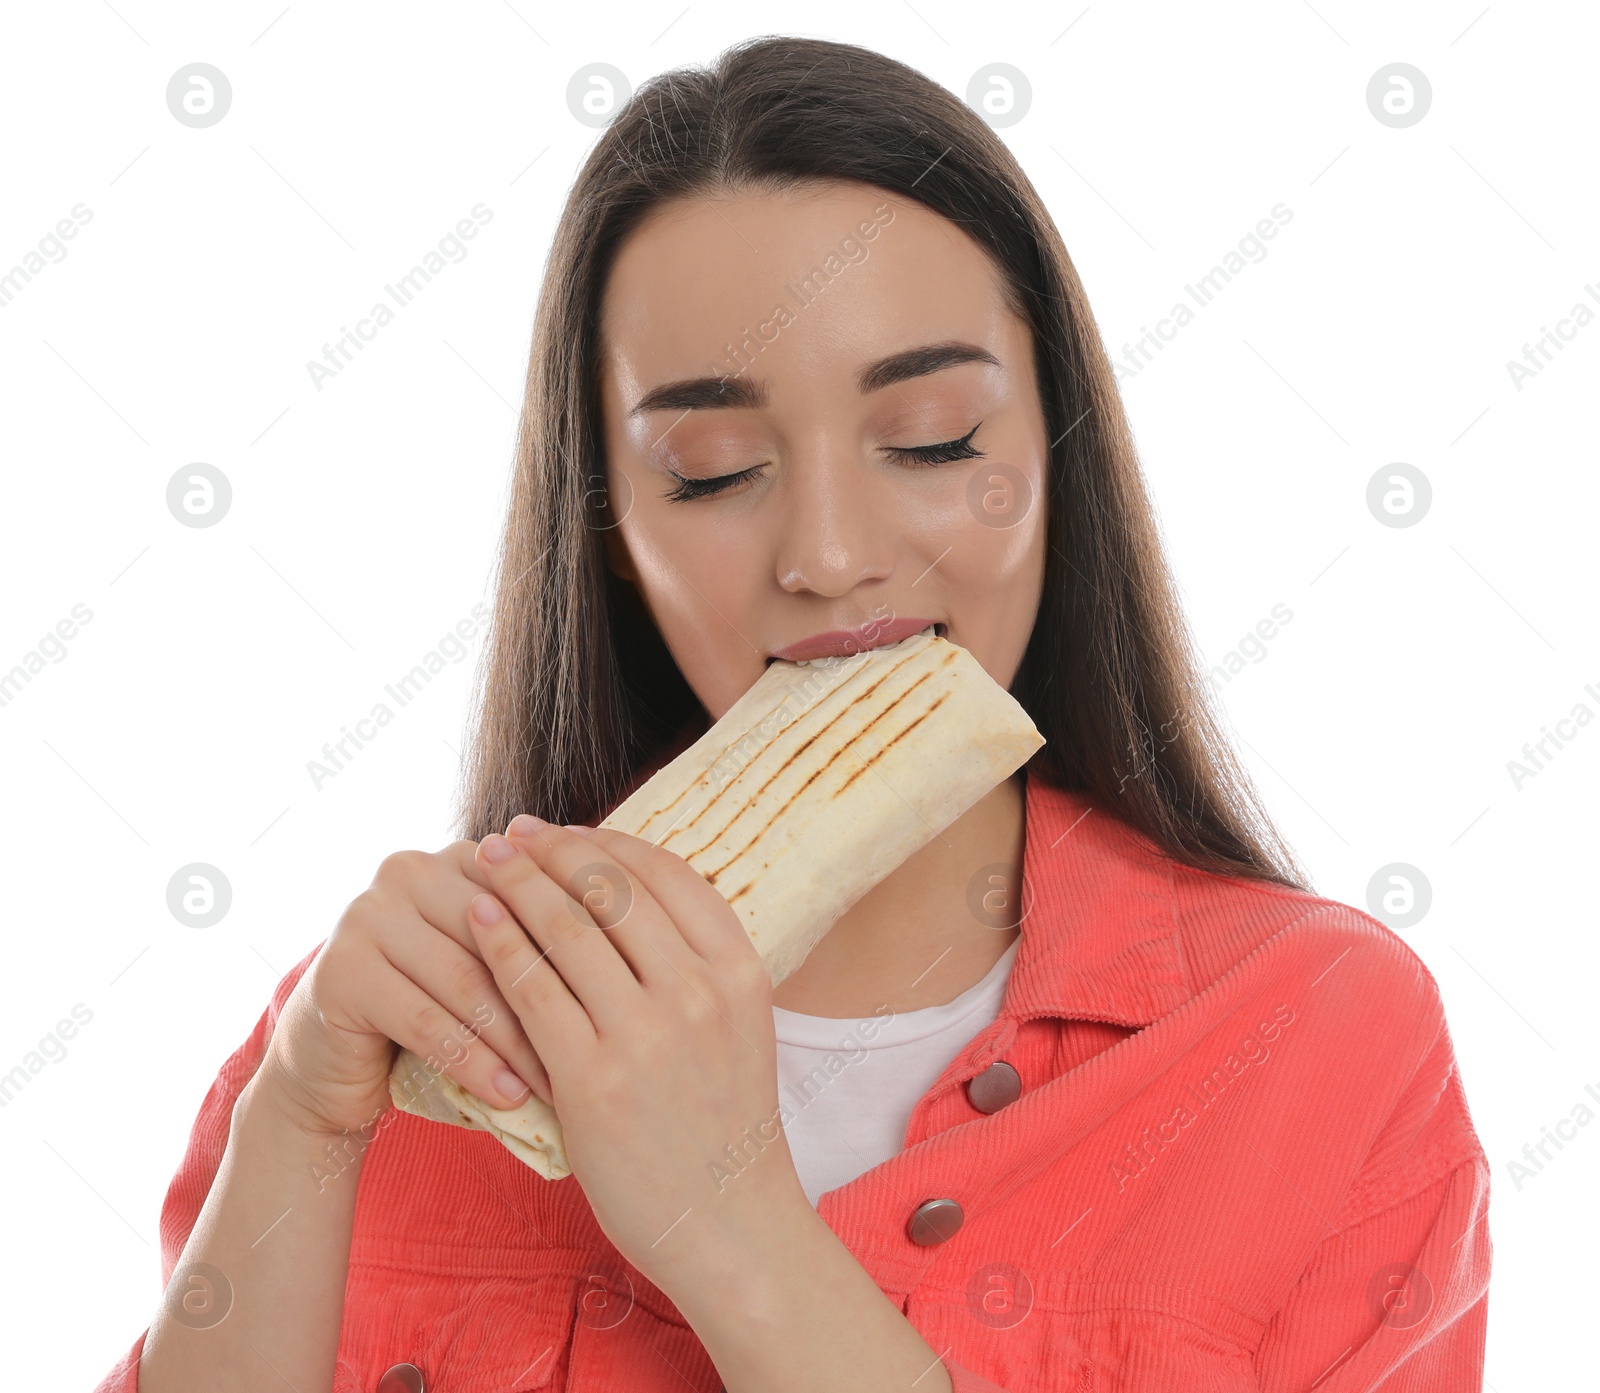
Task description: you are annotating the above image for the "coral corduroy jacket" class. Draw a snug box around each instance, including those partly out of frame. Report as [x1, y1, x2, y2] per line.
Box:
[96, 772, 1490, 1391]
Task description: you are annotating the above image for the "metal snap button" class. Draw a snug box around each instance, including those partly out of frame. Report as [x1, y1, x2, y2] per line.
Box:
[966, 1059, 1021, 1113]
[907, 1197, 965, 1246]
[377, 1364, 425, 1393]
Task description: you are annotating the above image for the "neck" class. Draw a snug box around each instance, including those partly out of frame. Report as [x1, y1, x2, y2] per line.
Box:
[770, 771, 1029, 1017]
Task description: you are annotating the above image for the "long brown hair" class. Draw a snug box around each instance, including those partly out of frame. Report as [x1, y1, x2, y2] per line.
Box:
[454, 34, 1310, 891]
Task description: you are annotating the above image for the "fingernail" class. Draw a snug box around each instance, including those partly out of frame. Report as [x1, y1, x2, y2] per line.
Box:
[471, 894, 504, 926]
[491, 1068, 530, 1104]
[508, 814, 547, 837]
[564, 824, 595, 837]
[480, 834, 517, 864]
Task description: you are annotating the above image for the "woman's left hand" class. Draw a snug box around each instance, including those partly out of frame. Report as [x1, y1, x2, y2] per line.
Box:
[467, 814, 813, 1295]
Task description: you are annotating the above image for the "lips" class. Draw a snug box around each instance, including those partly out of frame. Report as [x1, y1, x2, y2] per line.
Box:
[766, 617, 946, 664]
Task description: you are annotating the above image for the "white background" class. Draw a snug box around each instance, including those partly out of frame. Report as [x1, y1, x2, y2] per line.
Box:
[1, 2, 1594, 1388]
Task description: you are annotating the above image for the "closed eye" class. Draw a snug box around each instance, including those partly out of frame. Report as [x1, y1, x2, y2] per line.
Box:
[661, 422, 985, 503]
[884, 422, 984, 466]
[662, 466, 763, 503]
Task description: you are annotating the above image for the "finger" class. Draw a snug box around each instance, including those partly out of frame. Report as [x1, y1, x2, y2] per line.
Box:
[364, 844, 494, 967]
[367, 846, 552, 1100]
[475, 832, 641, 1025]
[382, 915, 554, 1108]
[375, 955, 538, 1112]
[466, 889, 594, 1070]
[566, 824, 757, 972]
[397, 841, 497, 954]
[505, 819, 701, 990]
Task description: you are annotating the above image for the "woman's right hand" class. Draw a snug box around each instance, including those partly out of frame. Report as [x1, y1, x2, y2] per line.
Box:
[251, 840, 554, 1138]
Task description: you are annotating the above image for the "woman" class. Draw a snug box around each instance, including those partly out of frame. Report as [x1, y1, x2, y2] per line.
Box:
[101, 35, 1489, 1393]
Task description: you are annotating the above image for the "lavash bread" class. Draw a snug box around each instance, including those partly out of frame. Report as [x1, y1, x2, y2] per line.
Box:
[388, 628, 1044, 1179]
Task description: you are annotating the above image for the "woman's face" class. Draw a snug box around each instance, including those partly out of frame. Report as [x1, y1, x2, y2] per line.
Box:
[597, 180, 1049, 721]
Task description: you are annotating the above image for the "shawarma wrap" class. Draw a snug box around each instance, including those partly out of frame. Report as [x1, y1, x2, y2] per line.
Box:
[388, 627, 1044, 1178]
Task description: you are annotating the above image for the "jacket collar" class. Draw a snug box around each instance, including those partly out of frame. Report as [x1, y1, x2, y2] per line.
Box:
[1005, 769, 1193, 1028]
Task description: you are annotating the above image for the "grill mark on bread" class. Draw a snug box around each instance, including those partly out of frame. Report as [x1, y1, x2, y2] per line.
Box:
[690, 659, 929, 867]
[835, 691, 949, 795]
[695, 667, 931, 879]
[723, 676, 951, 900]
[632, 648, 881, 838]
[704, 655, 957, 887]
[657, 645, 928, 860]
[638, 637, 949, 842]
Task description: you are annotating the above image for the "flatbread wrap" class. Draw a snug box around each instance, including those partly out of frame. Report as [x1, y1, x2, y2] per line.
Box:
[388, 626, 1044, 1178]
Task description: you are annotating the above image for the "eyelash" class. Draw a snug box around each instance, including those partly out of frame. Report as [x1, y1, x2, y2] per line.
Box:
[663, 423, 985, 503]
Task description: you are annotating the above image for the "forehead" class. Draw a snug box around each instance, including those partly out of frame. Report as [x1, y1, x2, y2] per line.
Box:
[597, 181, 1018, 404]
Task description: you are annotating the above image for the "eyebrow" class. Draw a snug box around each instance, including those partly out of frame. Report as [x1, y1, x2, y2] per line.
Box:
[627, 339, 1002, 416]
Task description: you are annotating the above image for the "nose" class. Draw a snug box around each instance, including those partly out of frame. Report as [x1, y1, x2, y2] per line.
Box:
[773, 449, 896, 597]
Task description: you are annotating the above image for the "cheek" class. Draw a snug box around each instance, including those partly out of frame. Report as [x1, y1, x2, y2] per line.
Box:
[975, 434, 1047, 537]
[977, 499, 1045, 581]
[625, 506, 765, 616]
[925, 452, 1047, 581]
[619, 508, 769, 717]
[942, 519, 1044, 617]
[931, 457, 1048, 686]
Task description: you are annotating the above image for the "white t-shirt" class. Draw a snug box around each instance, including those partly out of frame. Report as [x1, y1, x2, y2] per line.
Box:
[772, 937, 1021, 1208]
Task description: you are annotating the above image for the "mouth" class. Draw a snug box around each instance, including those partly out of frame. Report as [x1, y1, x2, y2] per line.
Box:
[766, 620, 947, 666]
